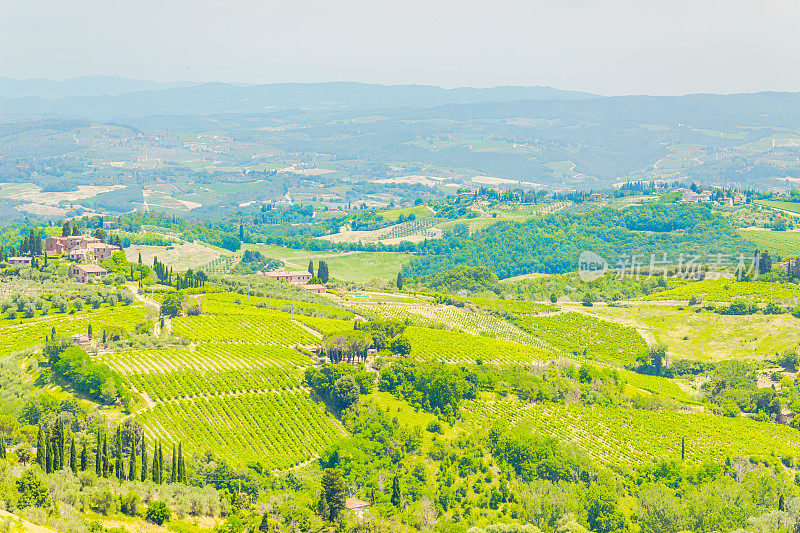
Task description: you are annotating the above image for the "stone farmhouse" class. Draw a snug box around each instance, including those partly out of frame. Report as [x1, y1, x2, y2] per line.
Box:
[260, 270, 327, 294]
[261, 270, 312, 284]
[68, 264, 108, 283]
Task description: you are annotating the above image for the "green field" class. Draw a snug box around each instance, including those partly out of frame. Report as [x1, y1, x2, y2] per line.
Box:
[0, 303, 147, 355]
[581, 304, 800, 361]
[94, 291, 348, 468]
[405, 325, 551, 364]
[462, 395, 800, 468]
[738, 229, 800, 258]
[137, 391, 341, 469]
[243, 244, 411, 283]
[517, 311, 648, 365]
[756, 200, 800, 215]
[377, 204, 432, 222]
[639, 278, 800, 303]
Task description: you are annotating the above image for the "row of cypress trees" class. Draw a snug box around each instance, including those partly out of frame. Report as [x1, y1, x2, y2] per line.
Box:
[34, 420, 187, 483]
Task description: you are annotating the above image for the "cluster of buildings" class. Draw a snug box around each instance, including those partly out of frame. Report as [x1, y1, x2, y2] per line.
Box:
[676, 188, 743, 206]
[259, 270, 327, 294]
[678, 189, 713, 204]
[7, 235, 121, 284]
[45, 235, 119, 262]
[45, 235, 121, 283]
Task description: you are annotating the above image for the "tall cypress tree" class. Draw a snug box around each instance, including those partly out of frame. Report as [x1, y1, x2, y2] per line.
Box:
[50, 421, 60, 470]
[50, 433, 59, 472]
[57, 418, 65, 469]
[95, 435, 101, 476]
[158, 441, 164, 484]
[36, 427, 46, 469]
[45, 432, 52, 473]
[128, 438, 136, 481]
[320, 468, 346, 522]
[308, 260, 314, 275]
[102, 435, 109, 478]
[171, 446, 177, 483]
[391, 474, 402, 508]
[141, 440, 148, 482]
[150, 441, 161, 483]
[318, 260, 329, 283]
[70, 436, 77, 474]
[115, 428, 123, 479]
[152, 442, 160, 484]
[81, 440, 88, 472]
[177, 442, 185, 483]
[0, 435, 6, 459]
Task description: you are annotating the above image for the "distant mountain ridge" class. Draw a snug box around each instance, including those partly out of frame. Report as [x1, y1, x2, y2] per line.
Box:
[0, 75, 200, 99]
[0, 79, 599, 118]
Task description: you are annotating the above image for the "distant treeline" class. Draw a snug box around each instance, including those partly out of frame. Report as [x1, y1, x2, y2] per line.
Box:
[403, 204, 755, 279]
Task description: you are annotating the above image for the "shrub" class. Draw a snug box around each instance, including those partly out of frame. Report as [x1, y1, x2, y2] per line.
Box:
[120, 491, 141, 516]
[162, 293, 185, 318]
[146, 500, 171, 525]
[16, 470, 52, 509]
[91, 488, 118, 515]
[427, 421, 443, 434]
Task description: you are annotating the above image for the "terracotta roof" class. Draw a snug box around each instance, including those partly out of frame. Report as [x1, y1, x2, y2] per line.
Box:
[73, 264, 107, 273]
[264, 270, 312, 277]
[345, 498, 371, 510]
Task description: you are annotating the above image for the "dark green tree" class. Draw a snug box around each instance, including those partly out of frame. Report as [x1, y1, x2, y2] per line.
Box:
[141, 440, 148, 482]
[681, 437, 685, 461]
[36, 426, 46, 469]
[156, 441, 164, 484]
[396, 272, 403, 290]
[758, 249, 773, 275]
[151, 442, 159, 484]
[102, 435, 109, 478]
[391, 474, 402, 508]
[115, 428, 123, 479]
[16, 470, 52, 509]
[177, 442, 185, 483]
[332, 375, 360, 411]
[62, 221, 71, 237]
[95, 435, 101, 476]
[145, 500, 171, 525]
[128, 437, 137, 481]
[258, 511, 272, 532]
[308, 260, 314, 275]
[587, 486, 625, 533]
[320, 468, 346, 522]
[70, 435, 77, 474]
[45, 432, 52, 473]
[53, 417, 65, 469]
[0, 435, 5, 459]
[171, 446, 177, 483]
[81, 440, 88, 472]
[318, 260, 329, 283]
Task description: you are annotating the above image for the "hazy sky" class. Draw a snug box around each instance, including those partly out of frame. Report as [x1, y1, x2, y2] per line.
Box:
[2, 0, 799, 95]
